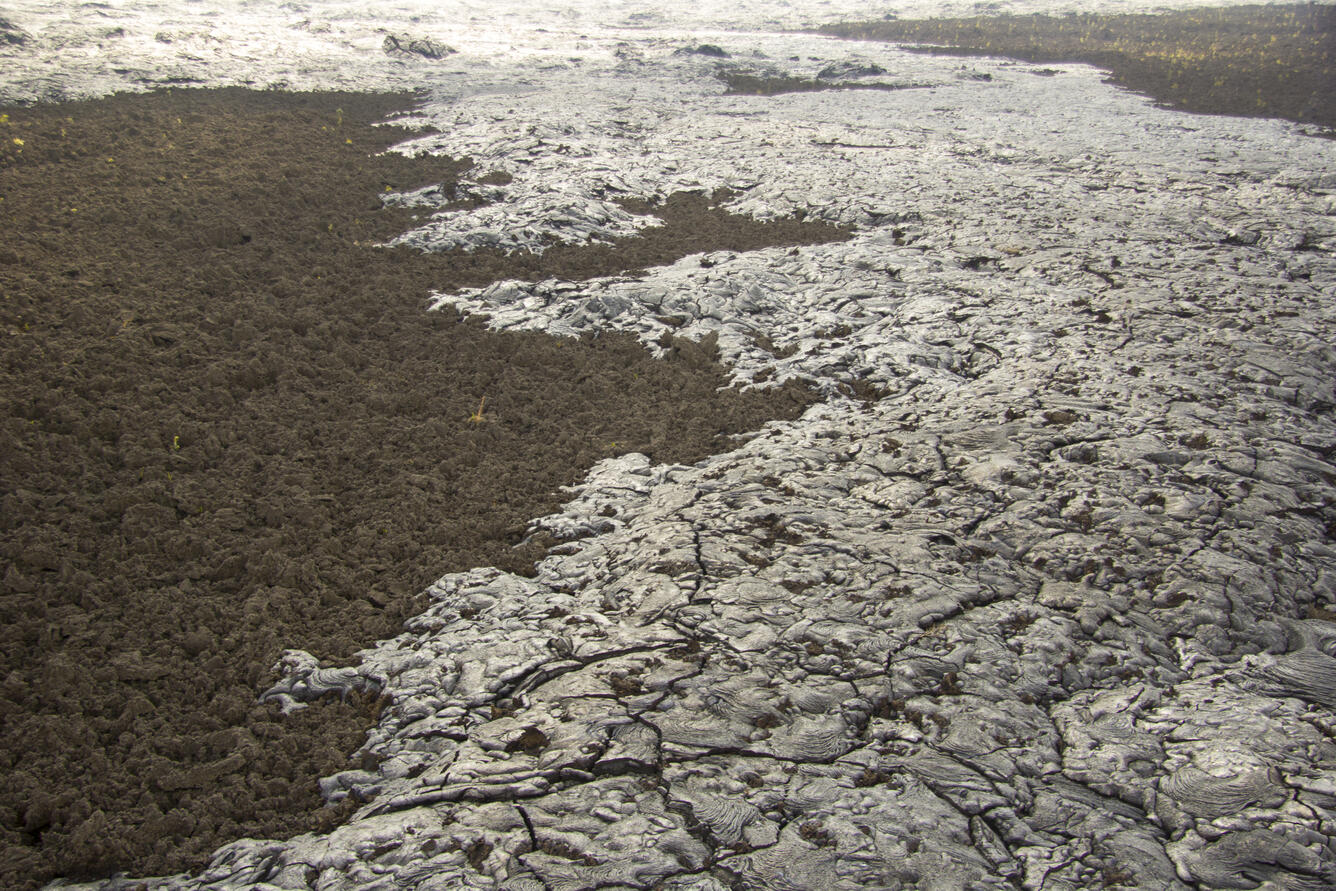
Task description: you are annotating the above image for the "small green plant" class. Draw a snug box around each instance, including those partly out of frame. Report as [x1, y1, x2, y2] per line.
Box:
[468, 396, 487, 424]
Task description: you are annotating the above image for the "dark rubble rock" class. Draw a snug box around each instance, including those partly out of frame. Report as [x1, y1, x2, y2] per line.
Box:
[382, 34, 456, 59]
[0, 16, 28, 46]
[676, 44, 730, 58]
[817, 61, 886, 80]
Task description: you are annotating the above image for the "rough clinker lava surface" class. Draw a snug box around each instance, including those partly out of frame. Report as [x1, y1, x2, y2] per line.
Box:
[0, 88, 842, 889]
[820, 3, 1336, 132]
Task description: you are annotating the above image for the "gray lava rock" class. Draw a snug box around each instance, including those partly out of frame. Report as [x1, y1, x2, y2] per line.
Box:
[32, 5, 1336, 890]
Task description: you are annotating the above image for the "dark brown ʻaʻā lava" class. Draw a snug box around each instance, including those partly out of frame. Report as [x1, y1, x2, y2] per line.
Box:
[820, 3, 1336, 131]
[0, 87, 848, 889]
